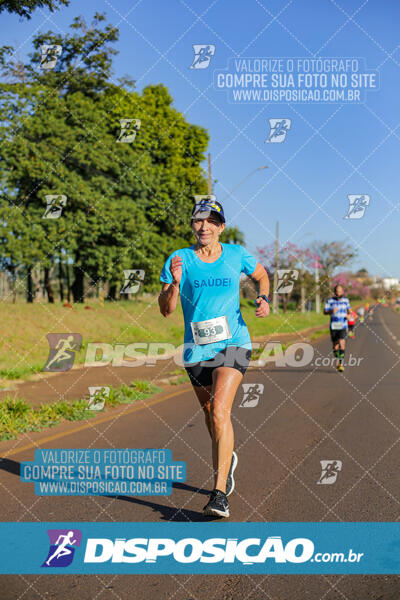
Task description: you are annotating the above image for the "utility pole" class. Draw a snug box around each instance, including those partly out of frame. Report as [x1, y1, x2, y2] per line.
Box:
[208, 153, 212, 195]
[315, 260, 321, 313]
[273, 221, 279, 314]
[300, 257, 306, 313]
[13, 48, 26, 84]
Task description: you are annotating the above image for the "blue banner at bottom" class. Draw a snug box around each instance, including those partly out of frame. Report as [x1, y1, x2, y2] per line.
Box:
[0, 522, 399, 574]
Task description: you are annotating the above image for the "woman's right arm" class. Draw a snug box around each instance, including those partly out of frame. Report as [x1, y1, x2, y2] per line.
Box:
[158, 282, 180, 317]
[158, 255, 182, 317]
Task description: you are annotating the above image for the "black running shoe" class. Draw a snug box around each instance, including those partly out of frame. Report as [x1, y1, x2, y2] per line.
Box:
[225, 451, 238, 497]
[203, 489, 229, 518]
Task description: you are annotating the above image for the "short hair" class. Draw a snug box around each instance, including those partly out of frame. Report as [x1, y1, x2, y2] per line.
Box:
[334, 284, 343, 294]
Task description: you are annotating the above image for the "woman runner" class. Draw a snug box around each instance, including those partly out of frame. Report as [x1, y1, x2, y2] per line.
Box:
[158, 199, 270, 517]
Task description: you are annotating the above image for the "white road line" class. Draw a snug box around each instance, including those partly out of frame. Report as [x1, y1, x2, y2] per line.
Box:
[379, 309, 400, 346]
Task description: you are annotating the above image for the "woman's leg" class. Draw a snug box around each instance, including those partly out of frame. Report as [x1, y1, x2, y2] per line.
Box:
[210, 367, 243, 493]
[191, 384, 217, 474]
[191, 384, 213, 436]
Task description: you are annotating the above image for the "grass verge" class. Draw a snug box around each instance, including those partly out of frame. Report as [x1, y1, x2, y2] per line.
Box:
[0, 380, 161, 441]
[0, 297, 369, 381]
[0, 299, 330, 380]
[0, 365, 43, 381]
[169, 375, 190, 385]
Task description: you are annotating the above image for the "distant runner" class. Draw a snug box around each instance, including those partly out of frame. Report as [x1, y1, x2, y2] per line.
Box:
[347, 308, 357, 338]
[158, 199, 270, 518]
[324, 284, 352, 372]
[366, 302, 374, 321]
[357, 306, 365, 323]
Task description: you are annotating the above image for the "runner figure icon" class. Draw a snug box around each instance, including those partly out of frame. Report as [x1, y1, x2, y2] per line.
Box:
[43, 195, 67, 219]
[42, 528, 82, 567]
[265, 118, 291, 143]
[46, 335, 77, 369]
[344, 194, 370, 219]
[43, 333, 81, 372]
[120, 269, 145, 294]
[190, 45, 215, 69]
[317, 460, 342, 484]
[239, 383, 264, 407]
[275, 269, 298, 294]
[45, 531, 77, 566]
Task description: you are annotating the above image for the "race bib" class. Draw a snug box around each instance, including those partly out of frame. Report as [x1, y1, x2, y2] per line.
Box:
[331, 321, 345, 330]
[191, 316, 231, 345]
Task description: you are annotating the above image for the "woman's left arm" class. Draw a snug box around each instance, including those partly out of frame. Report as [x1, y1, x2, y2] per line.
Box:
[249, 262, 270, 317]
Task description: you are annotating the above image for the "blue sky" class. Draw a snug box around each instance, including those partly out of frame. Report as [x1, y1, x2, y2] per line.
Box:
[1, 0, 399, 276]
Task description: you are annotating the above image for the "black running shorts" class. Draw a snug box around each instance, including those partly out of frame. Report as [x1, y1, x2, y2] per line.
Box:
[330, 327, 347, 343]
[184, 345, 252, 388]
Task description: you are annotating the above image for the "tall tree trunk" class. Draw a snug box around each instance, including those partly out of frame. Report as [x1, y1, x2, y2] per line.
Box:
[107, 283, 117, 301]
[11, 268, 16, 304]
[72, 266, 84, 303]
[66, 262, 71, 302]
[58, 259, 64, 302]
[44, 267, 54, 303]
[27, 265, 33, 303]
[32, 266, 41, 300]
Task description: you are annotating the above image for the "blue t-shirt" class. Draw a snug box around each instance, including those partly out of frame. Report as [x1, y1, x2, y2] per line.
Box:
[160, 243, 258, 365]
[324, 296, 351, 329]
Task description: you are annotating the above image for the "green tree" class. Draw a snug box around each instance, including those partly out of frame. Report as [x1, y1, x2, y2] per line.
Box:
[220, 226, 245, 245]
[101, 82, 210, 293]
[0, 0, 69, 19]
[0, 14, 211, 301]
[0, 14, 121, 301]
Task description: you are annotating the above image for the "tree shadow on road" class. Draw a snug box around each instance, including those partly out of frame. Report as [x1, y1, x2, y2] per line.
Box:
[0, 457, 20, 475]
[0, 458, 221, 522]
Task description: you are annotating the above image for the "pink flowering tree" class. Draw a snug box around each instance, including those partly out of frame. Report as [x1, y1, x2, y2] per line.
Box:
[284, 242, 322, 312]
[333, 272, 370, 299]
[257, 241, 322, 312]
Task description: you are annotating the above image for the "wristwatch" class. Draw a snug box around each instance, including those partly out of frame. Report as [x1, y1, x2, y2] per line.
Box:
[257, 294, 270, 304]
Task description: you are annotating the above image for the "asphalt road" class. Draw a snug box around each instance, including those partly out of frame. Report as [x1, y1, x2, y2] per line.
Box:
[1, 305, 399, 599]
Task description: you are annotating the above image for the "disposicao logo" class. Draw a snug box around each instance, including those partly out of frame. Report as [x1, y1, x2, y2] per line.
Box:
[83, 536, 314, 564]
[42, 529, 82, 567]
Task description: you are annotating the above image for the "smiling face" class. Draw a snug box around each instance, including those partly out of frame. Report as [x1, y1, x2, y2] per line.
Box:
[334, 285, 344, 297]
[192, 215, 225, 246]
